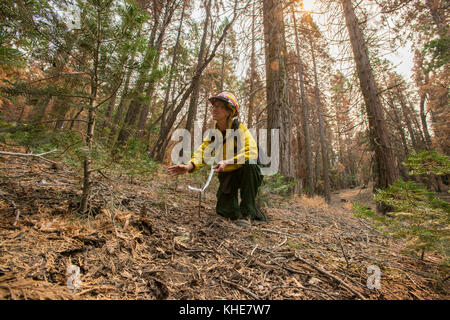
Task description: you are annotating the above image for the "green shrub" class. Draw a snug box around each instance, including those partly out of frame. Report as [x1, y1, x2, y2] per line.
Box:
[374, 179, 449, 260]
[1, 124, 156, 180]
[257, 173, 298, 208]
[109, 139, 156, 180]
[354, 151, 450, 263]
[404, 150, 450, 176]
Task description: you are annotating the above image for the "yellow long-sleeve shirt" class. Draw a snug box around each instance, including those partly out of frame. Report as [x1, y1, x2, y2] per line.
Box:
[189, 119, 258, 173]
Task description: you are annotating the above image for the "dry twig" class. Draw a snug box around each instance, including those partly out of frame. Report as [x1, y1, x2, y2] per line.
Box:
[294, 252, 367, 300]
[0, 149, 58, 165]
[222, 279, 261, 300]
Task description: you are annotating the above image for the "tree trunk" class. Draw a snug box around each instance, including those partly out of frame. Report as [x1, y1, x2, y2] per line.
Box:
[309, 34, 331, 203]
[247, 1, 256, 128]
[70, 107, 83, 130]
[115, 8, 162, 146]
[263, 0, 291, 178]
[80, 102, 96, 214]
[291, 6, 314, 195]
[202, 90, 209, 134]
[426, 0, 445, 32]
[220, 36, 226, 92]
[80, 6, 101, 214]
[109, 35, 139, 143]
[397, 89, 419, 150]
[161, 2, 186, 134]
[185, 0, 212, 136]
[389, 100, 409, 157]
[100, 90, 117, 135]
[136, 0, 176, 138]
[32, 95, 52, 122]
[341, 0, 399, 212]
[419, 91, 432, 149]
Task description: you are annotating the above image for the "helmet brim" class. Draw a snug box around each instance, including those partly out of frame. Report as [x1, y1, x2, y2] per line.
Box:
[209, 96, 239, 118]
[209, 96, 229, 105]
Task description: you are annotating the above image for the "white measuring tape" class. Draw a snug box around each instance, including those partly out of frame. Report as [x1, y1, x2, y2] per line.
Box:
[188, 166, 215, 193]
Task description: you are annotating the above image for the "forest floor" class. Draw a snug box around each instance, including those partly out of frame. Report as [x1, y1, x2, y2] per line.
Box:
[0, 148, 448, 300]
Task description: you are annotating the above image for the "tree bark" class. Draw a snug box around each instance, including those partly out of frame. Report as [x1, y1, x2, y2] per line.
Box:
[202, 89, 210, 134]
[309, 33, 331, 203]
[161, 1, 186, 134]
[247, 1, 256, 128]
[136, 0, 176, 138]
[109, 33, 139, 143]
[396, 88, 419, 150]
[291, 6, 314, 195]
[115, 5, 163, 146]
[419, 91, 432, 149]
[100, 89, 117, 135]
[341, 0, 399, 212]
[387, 98, 409, 157]
[220, 36, 226, 92]
[263, 0, 292, 178]
[80, 5, 101, 214]
[185, 0, 212, 136]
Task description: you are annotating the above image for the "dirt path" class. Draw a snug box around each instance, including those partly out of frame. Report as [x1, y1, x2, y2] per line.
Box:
[0, 156, 448, 300]
[330, 183, 376, 211]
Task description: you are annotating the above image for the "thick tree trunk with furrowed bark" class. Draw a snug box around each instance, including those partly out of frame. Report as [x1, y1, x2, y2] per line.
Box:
[263, 0, 293, 179]
[341, 0, 399, 212]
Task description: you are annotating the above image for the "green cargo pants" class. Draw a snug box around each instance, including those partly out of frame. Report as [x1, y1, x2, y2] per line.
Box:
[216, 162, 263, 220]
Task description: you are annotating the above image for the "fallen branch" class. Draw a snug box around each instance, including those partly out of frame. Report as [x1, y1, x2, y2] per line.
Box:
[222, 279, 261, 300]
[260, 228, 297, 238]
[273, 235, 288, 249]
[338, 236, 350, 269]
[307, 283, 338, 300]
[294, 252, 366, 300]
[261, 285, 300, 299]
[250, 244, 258, 256]
[97, 170, 112, 181]
[0, 172, 40, 180]
[281, 264, 313, 277]
[75, 285, 116, 296]
[0, 149, 58, 165]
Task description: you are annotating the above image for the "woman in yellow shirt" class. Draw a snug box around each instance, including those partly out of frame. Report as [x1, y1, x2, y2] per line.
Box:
[168, 92, 265, 226]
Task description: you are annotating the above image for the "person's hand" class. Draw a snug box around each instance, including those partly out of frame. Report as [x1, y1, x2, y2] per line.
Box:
[168, 163, 193, 176]
[213, 160, 228, 173]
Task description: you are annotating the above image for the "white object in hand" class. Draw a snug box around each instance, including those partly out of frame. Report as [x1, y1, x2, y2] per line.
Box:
[188, 166, 214, 192]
